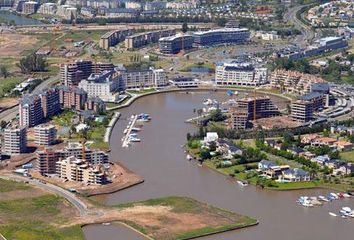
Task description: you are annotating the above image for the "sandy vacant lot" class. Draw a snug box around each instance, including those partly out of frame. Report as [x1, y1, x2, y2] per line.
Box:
[0, 33, 38, 56]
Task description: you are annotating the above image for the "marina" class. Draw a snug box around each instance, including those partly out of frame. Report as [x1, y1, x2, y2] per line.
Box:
[297, 192, 354, 218]
[121, 113, 151, 147]
[85, 91, 354, 240]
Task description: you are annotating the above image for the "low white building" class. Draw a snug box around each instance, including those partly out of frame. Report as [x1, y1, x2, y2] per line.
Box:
[202, 132, 218, 145]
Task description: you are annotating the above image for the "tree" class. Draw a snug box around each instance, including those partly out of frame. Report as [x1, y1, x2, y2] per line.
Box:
[0, 120, 7, 129]
[209, 109, 226, 122]
[182, 22, 188, 33]
[0, 66, 10, 78]
[17, 53, 48, 73]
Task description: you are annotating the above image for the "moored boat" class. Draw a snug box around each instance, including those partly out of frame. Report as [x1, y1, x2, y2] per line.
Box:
[329, 212, 337, 217]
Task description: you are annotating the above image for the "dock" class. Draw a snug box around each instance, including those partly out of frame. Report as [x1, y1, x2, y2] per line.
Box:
[122, 115, 138, 147]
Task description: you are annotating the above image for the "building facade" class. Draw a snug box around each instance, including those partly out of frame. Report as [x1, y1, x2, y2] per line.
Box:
[34, 124, 57, 146]
[19, 95, 43, 127]
[193, 28, 250, 46]
[125, 29, 176, 50]
[228, 97, 279, 129]
[3, 127, 27, 155]
[56, 156, 105, 184]
[215, 62, 268, 86]
[122, 68, 167, 89]
[78, 70, 121, 102]
[159, 34, 194, 54]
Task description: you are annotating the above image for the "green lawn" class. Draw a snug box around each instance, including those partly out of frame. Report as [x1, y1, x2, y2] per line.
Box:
[0, 178, 84, 240]
[51, 110, 75, 126]
[0, 77, 23, 97]
[268, 181, 320, 190]
[340, 150, 354, 163]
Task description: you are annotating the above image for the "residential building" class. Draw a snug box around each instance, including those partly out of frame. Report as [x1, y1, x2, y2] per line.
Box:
[57, 5, 77, 20]
[202, 132, 218, 145]
[99, 29, 134, 50]
[58, 85, 87, 111]
[215, 62, 268, 86]
[125, 29, 176, 50]
[159, 34, 194, 54]
[279, 168, 311, 182]
[34, 124, 57, 146]
[19, 95, 43, 127]
[105, 8, 140, 18]
[56, 156, 106, 184]
[121, 68, 167, 89]
[60, 60, 115, 86]
[216, 139, 243, 158]
[228, 97, 279, 129]
[258, 160, 277, 171]
[36, 148, 58, 175]
[40, 88, 61, 118]
[37, 2, 57, 15]
[193, 28, 250, 47]
[169, 77, 200, 88]
[270, 69, 326, 94]
[22, 1, 38, 14]
[36, 142, 109, 175]
[291, 92, 325, 122]
[78, 70, 121, 102]
[3, 127, 27, 155]
[85, 97, 106, 113]
[290, 100, 313, 122]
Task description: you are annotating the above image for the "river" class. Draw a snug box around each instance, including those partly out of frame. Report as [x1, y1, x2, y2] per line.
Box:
[0, 11, 43, 25]
[83, 91, 353, 240]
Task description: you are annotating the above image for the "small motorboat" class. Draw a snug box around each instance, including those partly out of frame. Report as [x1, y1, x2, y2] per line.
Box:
[186, 154, 193, 161]
[102, 222, 111, 226]
[318, 196, 329, 202]
[237, 180, 248, 187]
[330, 193, 339, 199]
[203, 99, 213, 105]
[343, 193, 351, 198]
[329, 212, 337, 217]
[129, 137, 141, 142]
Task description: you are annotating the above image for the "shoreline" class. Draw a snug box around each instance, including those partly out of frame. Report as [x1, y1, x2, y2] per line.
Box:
[107, 86, 291, 112]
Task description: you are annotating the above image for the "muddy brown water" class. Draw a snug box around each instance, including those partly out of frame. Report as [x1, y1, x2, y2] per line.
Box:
[83, 91, 353, 240]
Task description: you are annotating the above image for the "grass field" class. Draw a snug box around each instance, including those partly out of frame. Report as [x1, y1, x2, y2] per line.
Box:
[0, 179, 30, 193]
[0, 77, 23, 97]
[116, 196, 257, 240]
[0, 179, 83, 240]
[268, 181, 320, 190]
[51, 110, 75, 126]
[340, 150, 354, 163]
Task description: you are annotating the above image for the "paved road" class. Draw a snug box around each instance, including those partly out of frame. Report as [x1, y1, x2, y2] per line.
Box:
[284, 4, 315, 47]
[0, 75, 59, 122]
[0, 174, 89, 216]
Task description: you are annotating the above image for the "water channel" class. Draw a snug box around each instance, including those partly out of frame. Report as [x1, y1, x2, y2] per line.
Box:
[0, 11, 43, 25]
[83, 91, 353, 240]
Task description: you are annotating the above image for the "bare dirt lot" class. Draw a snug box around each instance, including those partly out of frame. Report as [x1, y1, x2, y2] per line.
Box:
[0, 33, 38, 56]
[0, 98, 18, 111]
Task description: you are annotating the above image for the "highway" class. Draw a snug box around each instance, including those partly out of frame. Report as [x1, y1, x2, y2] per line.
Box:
[0, 74, 59, 122]
[0, 174, 89, 216]
[284, 4, 315, 47]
